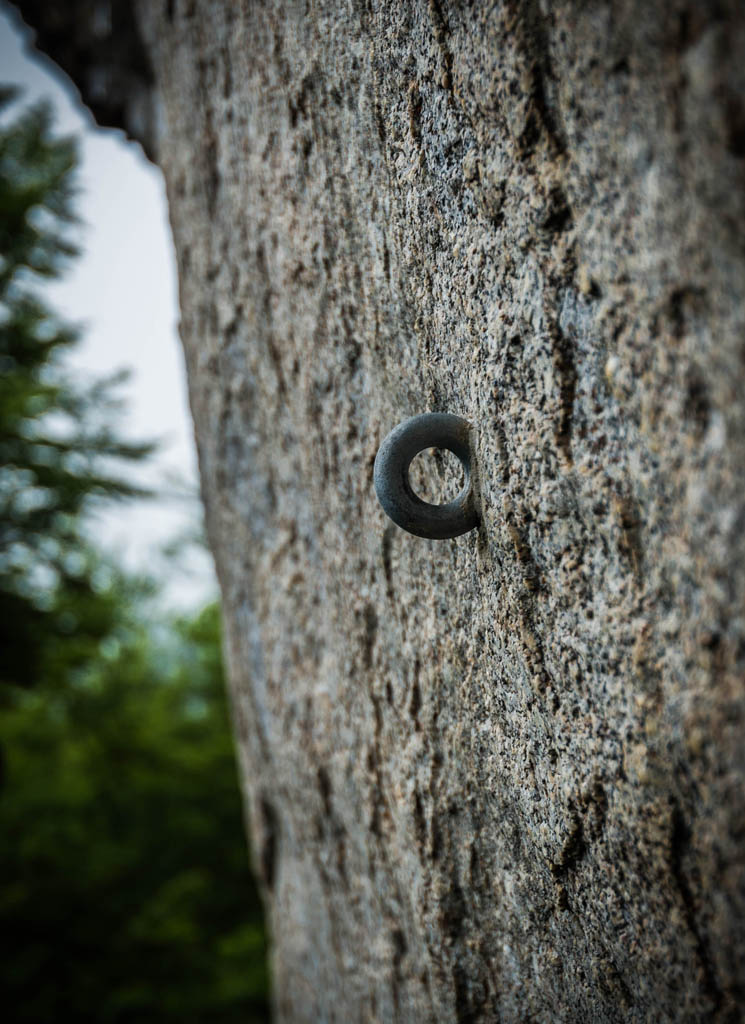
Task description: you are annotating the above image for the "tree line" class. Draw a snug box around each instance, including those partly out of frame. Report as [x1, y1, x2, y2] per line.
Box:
[0, 90, 269, 1023]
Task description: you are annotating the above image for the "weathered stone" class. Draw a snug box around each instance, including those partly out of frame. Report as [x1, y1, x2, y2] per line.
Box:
[14, 1, 745, 1019]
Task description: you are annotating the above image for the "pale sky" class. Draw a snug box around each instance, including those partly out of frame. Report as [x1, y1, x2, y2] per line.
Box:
[0, 6, 216, 608]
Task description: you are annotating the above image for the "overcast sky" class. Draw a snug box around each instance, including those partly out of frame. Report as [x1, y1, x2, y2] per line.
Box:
[0, 5, 216, 607]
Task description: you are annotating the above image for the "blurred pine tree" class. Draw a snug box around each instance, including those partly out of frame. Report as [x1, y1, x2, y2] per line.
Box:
[0, 88, 154, 691]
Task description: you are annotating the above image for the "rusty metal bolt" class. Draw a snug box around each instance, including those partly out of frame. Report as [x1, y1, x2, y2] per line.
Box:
[373, 413, 478, 539]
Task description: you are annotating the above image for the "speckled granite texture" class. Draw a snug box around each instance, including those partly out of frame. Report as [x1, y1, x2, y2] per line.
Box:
[15, 0, 745, 1019]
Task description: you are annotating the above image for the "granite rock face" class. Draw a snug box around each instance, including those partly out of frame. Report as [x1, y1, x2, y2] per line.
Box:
[15, 1, 745, 1019]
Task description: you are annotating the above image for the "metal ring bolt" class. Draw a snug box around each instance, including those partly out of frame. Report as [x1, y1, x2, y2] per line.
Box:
[373, 413, 478, 539]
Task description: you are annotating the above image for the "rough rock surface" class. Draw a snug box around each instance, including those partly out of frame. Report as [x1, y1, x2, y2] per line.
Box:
[14, 1, 745, 1020]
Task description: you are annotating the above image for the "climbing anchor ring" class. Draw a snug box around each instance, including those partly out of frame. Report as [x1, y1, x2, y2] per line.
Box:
[373, 413, 479, 539]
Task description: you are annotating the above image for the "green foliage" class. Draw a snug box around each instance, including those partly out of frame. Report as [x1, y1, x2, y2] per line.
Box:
[0, 91, 269, 1020]
[0, 88, 155, 691]
[0, 596, 270, 1023]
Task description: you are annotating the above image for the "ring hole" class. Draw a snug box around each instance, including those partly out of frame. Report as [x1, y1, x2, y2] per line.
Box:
[408, 447, 465, 505]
